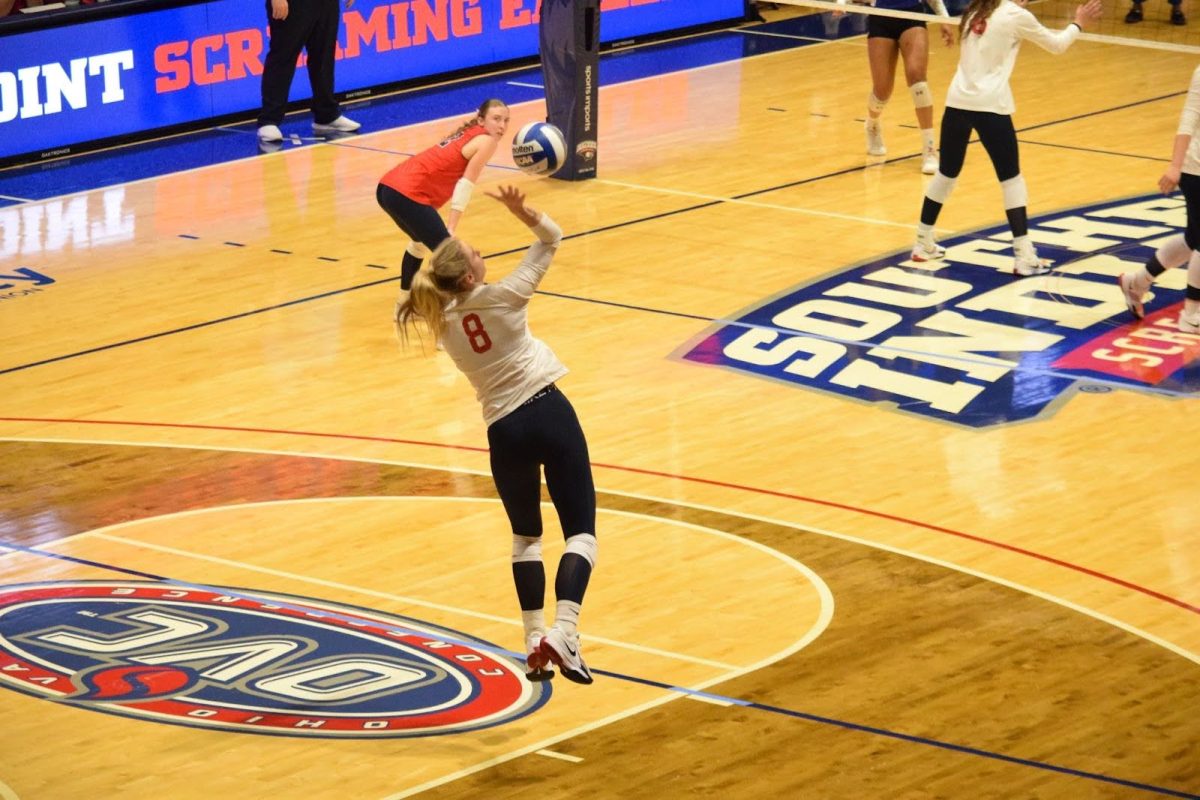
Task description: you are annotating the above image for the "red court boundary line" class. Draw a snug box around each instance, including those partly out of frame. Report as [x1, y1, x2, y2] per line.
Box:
[2, 415, 1197, 617]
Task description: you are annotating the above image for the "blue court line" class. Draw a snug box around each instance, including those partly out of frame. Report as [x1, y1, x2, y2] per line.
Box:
[3, 540, 1195, 798]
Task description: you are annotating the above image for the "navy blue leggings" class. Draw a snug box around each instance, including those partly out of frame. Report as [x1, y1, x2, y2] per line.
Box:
[487, 387, 596, 539]
[938, 106, 1020, 182]
[375, 183, 449, 251]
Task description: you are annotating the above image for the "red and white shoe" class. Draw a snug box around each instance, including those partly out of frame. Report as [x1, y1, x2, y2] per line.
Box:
[911, 239, 946, 262]
[1117, 272, 1146, 319]
[524, 630, 554, 682]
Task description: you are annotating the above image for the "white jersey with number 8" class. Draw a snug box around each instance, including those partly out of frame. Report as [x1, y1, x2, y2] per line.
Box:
[441, 215, 569, 426]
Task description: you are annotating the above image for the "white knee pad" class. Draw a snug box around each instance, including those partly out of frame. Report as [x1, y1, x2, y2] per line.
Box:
[926, 173, 957, 204]
[909, 81, 932, 109]
[511, 535, 542, 564]
[867, 92, 887, 115]
[1000, 175, 1028, 210]
[406, 241, 430, 259]
[563, 533, 597, 568]
[1157, 233, 1191, 269]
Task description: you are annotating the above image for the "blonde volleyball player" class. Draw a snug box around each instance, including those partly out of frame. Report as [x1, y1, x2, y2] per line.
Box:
[397, 185, 598, 685]
[377, 99, 509, 320]
[1118, 65, 1200, 333]
[912, 0, 1102, 274]
[837, 0, 954, 174]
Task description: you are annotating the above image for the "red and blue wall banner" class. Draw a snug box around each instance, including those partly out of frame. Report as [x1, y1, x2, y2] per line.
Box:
[0, 0, 744, 164]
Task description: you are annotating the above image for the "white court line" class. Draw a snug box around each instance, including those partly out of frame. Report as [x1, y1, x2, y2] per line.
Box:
[596, 177, 939, 232]
[507, 81, 544, 88]
[3, 433, 1195, 666]
[0, 778, 19, 800]
[684, 692, 735, 707]
[77, 493, 833, 671]
[0, 194, 32, 203]
[1, 433, 1195, 798]
[535, 749, 583, 763]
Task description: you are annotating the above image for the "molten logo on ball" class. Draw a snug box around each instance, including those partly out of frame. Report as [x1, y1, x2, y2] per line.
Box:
[512, 121, 566, 176]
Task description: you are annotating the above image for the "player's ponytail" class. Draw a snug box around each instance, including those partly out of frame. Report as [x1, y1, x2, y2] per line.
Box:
[395, 237, 474, 350]
[960, 0, 1001, 33]
[443, 98, 510, 142]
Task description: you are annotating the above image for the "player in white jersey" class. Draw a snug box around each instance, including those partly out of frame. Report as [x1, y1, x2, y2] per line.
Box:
[911, 0, 1102, 275]
[836, 0, 954, 174]
[397, 185, 598, 685]
[1118, 65, 1200, 334]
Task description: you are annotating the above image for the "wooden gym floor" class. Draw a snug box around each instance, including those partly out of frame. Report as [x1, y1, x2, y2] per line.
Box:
[0, 7, 1196, 799]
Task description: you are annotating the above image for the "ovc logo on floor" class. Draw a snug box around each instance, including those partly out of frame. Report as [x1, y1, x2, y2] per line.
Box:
[676, 194, 1200, 427]
[0, 581, 547, 737]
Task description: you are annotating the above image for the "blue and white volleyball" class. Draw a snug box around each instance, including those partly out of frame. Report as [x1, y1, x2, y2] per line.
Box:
[512, 121, 567, 176]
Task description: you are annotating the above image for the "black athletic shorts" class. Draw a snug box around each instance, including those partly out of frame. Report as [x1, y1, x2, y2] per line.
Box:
[867, 2, 930, 39]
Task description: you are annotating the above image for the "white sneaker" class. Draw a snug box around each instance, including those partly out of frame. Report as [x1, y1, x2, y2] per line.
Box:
[313, 115, 361, 134]
[1013, 252, 1052, 276]
[539, 626, 593, 685]
[257, 124, 283, 142]
[524, 629, 553, 682]
[1117, 273, 1146, 319]
[921, 147, 939, 175]
[1179, 308, 1200, 333]
[865, 120, 886, 156]
[911, 237, 946, 262]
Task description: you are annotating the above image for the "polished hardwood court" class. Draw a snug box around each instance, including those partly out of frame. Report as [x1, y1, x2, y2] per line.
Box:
[0, 7, 1197, 800]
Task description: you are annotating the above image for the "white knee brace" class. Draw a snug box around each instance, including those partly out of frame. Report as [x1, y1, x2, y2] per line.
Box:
[868, 92, 887, 115]
[1000, 175, 1028, 210]
[909, 81, 932, 109]
[1158, 233, 1192, 269]
[511, 535, 542, 564]
[406, 241, 430, 259]
[563, 533, 598, 568]
[926, 173, 957, 204]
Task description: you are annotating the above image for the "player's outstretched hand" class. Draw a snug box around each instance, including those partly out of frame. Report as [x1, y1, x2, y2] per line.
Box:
[1075, 0, 1102, 29]
[486, 185, 540, 227]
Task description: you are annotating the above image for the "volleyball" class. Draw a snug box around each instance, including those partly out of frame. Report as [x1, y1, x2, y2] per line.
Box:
[512, 121, 567, 176]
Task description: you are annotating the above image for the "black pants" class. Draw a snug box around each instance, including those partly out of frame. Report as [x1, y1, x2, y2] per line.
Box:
[938, 106, 1020, 182]
[258, 0, 342, 127]
[1180, 172, 1200, 250]
[375, 184, 449, 251]
[487, 387, 596, 539]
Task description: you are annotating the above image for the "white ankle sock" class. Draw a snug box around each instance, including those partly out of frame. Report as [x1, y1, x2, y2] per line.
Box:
[554, 600, 581, 637]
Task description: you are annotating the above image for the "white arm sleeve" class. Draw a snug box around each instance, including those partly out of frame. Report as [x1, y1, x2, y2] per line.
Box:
[1177, 66, 1200, 137]
[449, 178, 474, 212]
[494, 213, 564, 302]
[1016, 10, 1080, 54]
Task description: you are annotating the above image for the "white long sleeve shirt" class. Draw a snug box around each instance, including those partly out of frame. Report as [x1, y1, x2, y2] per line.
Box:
[946, 1, 1080, 115]
[441, 214, 569, 426]
[1178, 65, 1200, 176]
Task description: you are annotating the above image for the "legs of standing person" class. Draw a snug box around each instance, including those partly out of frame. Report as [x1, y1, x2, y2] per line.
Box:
[972, 112, 1046, 274]
[897, 25, 938, 174]
[913, 106, 970, 260]
[375, 184, 451, 317]
[1121, 172, 1200, 329]
[1126, 0, 1185, 24]
[865, 35, 899, 156]
[305, 0, 345, 128]
[257, 0, 313, 135]
[488, 410, 553, 680]
[537, 390, 597, 685]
